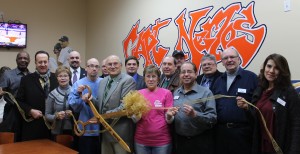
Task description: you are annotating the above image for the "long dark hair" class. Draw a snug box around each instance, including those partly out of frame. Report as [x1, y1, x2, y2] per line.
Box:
[259, 53, 291, 90]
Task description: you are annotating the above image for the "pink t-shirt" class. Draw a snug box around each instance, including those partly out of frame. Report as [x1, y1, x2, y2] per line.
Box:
[135, 88, 173, 146]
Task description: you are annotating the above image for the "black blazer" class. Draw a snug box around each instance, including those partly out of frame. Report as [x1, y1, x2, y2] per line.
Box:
[69, 67, 86, 86]
[249, 86, 300, 154]
[136, 74, 146, 90]
[196, 70, 222, 90]
[79, 67, 87, 79]
[17, 72, 58, 141]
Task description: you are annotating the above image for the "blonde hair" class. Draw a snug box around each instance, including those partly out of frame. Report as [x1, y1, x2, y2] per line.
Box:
[55, 66, 71, 78]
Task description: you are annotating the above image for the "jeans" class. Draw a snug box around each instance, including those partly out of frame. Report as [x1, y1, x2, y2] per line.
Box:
[102, 141, 130, 154]
[134, 142, 172, 154]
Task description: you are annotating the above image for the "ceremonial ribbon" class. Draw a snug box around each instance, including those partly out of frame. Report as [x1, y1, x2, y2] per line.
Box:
[0, 88, 282, 153]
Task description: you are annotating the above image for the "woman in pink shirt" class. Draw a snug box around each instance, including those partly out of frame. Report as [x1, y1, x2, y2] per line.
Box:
[134, 64, 173, 154]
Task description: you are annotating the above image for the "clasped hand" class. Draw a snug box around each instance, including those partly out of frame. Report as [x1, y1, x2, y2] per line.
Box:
[56, 110, 72, 120]
[166, 104, 196, 119]
[77, 85, 93, 102]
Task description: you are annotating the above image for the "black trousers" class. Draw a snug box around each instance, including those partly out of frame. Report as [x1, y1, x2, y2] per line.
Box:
[78, 136, 100, 154]
[175, 129, 214, 154]
[215, 124, 252, 154]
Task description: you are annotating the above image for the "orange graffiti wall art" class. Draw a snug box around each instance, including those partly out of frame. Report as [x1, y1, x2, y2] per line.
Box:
[123, 1, 267, 71]
[123, 19, 172, 67]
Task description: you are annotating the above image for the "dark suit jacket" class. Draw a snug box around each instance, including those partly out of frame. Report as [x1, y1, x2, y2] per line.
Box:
[159, 70, 181, 93]
[196, 70, 222, 90]
[69, 67, 86, 86]
[16, 72, 58, 141]
[135, 73, 146, 90]
[100, 74, 108, 78]
[79, 67, 86, 79]
[96, 73, 136, 144]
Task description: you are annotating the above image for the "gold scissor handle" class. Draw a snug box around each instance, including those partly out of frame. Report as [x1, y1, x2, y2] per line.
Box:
[79, 85, 131, 153]
[73, 120, 85, 136]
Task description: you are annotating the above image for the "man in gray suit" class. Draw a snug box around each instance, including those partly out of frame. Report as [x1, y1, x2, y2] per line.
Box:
[97, 55, 136, 154]
[125, 56, 146, 90]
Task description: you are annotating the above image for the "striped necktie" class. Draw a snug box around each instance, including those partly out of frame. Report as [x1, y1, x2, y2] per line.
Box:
[103, 79, 113, 100]
[73, 70, 78, 84]
[162, 78, 169, 88]
[40, 76, 49, 98]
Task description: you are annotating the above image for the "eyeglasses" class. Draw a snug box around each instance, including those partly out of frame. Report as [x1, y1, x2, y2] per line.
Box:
[180, 70, 195, 74]
[202, 63, 215, 67]
[222, 56, 238, 61]
[87, 65, 100, 69]
[57, 75, 69, 78]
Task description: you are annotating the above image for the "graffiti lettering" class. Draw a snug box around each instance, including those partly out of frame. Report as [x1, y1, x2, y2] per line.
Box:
[175, 2, 267, 71]
[123, 1, 267, 72]
[123, 19, 171, 67]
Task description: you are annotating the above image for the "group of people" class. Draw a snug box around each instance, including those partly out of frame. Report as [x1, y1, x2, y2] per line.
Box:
[0, 44, 299, 154]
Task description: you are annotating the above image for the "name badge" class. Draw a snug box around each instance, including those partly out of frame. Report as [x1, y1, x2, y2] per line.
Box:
[237, 88, 247, 93]
[277, 98, 286, 106]
[174, 96, 179, 100]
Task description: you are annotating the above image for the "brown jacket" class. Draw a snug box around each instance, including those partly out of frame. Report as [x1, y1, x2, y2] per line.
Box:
[159, 70, 181, 93]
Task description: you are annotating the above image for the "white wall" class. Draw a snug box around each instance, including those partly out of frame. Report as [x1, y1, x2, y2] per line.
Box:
[1, 0, 300, 79]
[0, 0, 86, 71]
[86, 0, 300, 79]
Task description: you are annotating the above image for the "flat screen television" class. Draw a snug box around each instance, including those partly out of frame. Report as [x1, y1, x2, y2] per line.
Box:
[0, 22, 27, 48]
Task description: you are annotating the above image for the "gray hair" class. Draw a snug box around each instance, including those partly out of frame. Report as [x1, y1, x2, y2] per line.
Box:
[106, 55, 122, 65]
[222, 46, 240, 58]
[201, 54, 217, 64]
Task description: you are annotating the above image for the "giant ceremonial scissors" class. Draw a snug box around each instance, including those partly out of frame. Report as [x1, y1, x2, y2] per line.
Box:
[74, 85, 131, 153]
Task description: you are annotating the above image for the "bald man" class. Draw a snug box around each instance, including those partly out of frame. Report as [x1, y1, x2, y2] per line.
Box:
[96, 55, 136, 154]
[68, 51, 86, 85]
[68, 58, 102, 154]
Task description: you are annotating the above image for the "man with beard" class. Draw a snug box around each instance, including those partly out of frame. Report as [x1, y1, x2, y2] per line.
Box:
[196, 54, 222, 90]
[67, 50, 86, 150]
[0, 51, 30, 141]
[17, 50, 58, 141]
[159, 56, 180, 93]
[68, 51, 86, 86]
